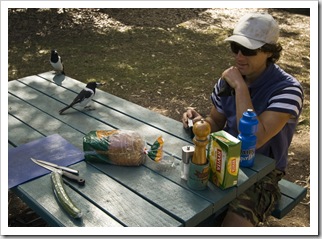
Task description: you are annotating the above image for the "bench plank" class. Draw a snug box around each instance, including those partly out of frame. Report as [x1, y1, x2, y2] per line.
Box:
[271, 179, 307, 219]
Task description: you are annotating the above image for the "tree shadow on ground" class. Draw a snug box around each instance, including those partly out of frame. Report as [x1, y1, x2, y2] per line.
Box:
[99, 8, 208, 28]
[8, 8, 309, 120]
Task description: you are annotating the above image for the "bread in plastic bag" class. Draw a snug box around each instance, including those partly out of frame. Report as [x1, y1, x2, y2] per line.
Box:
[83, 129, 163, 166]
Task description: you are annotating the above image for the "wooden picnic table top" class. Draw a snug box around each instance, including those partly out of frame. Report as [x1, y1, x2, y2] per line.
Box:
[8, 71, 275, 227]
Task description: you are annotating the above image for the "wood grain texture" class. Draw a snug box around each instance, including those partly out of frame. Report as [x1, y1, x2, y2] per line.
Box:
[8, 72, 288, 226]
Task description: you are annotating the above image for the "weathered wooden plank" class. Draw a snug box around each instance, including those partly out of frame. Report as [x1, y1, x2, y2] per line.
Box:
[8, 75, 279, 227]
[8, 93, 84, 149]
[38, 71, 193, 143]
[142, 154, 266, 213]
[271, 178, 307, 219]
[12, 75, 275, 180]
[7, 127, 181, 226]
[12, 75, 274, 173]
[8, 78, 114, 134]
[8, 114, 45, 146]
[8, 86, 226, 220]
[35, 73, 276, 180]
[143, 155, 237, 214]
[235, 167, 257, 196]
[87, 161, 212, 226]
[250, 154, 276, 180]
[8, 79, 211, 219]
[10, 76, 190, 159]
[64, 162, 182, 226]
[12, 172, 124, 227]
[271, 194, 294, 219]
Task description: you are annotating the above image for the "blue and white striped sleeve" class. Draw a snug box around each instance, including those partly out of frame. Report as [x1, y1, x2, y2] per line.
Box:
[211, 78, 225, 114]
[267, 85, 304, 118]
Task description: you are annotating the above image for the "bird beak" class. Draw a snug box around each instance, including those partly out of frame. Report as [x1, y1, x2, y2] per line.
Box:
[97, 82, 106, 87]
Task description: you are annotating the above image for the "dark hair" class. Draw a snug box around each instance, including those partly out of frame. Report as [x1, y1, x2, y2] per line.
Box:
[260, 43, 283, 63]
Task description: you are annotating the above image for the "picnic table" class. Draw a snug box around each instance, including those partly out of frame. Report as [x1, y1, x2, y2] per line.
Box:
[8, 71, 285, 227]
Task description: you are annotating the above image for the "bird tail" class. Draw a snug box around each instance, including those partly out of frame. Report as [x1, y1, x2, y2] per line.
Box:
[59, 105, 71, 115]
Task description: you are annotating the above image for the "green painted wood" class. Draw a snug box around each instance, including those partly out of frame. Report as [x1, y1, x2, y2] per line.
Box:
[11, 75, 190, 159]
[87, 161, 212, 226]
[271, 179, 307, 219]
[37, 71, 193, 143]
[66, 162, 182, 226]
[13, 173, 124, 227]
[143, 155, 237, 214]
[250, 154, 276, 180]
[8, 93, 84, 149]
[8, 114, 45, 146]
[271, 195, 294, 219]
[19, 75, 275, 181]
[14, 161, 182, 227]
[236, 167, 257, 196]
[8, 74, 286, 226]
[8, 78, 205, 226]
[12, 75, 275, 177]
[278, 179, 307, 199]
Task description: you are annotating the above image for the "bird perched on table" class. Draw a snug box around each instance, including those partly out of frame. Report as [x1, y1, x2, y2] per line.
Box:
[59, 82, 105, 115]
[50, 49, 65, 75]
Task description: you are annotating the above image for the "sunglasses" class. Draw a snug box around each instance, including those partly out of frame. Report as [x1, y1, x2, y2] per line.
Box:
[230, 42, 259, 56]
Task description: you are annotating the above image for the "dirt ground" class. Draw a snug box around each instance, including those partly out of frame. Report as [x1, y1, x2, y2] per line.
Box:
[8, 8, 310, 228]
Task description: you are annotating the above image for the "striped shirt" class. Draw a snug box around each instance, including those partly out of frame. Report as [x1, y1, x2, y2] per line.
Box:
[211, 63, 303, 171]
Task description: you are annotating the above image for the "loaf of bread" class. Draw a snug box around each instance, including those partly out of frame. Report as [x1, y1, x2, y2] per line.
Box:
[83, 130, 163, 166]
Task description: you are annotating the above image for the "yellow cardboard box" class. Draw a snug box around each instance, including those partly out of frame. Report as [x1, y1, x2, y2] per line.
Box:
[207, 130, 241, 189]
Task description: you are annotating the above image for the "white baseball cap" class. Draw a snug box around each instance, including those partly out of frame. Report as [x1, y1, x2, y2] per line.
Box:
[225, 13, 280, 49]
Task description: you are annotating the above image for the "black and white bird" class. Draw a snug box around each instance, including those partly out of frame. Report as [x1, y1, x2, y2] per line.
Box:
[59, 82, 105, 115]
[50, 49, 65, 75]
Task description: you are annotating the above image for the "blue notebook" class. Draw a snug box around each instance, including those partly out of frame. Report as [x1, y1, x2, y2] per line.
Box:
[8, 134, 84, 188]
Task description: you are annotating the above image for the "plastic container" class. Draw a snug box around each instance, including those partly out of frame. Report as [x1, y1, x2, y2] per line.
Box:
[238, 109, 258, 167]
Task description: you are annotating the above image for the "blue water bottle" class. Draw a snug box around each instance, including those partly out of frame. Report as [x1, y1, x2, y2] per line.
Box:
[238, 109, 258, 167]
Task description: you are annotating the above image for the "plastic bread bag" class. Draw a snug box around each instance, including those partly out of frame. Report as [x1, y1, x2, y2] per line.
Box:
[83, 130, 164, 166]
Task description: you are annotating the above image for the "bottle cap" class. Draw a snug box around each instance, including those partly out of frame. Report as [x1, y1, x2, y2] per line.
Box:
[182, 146, 195, 164]
[239, 109, 258, 134]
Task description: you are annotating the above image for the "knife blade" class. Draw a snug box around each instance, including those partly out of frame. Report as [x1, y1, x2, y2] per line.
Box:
[35, 159, 79, 175]
[30, 158, 85, 186]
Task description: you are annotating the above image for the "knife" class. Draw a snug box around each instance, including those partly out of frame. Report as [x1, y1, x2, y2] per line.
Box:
[30, 158, 85, 186]
[35, 159, 79, 175]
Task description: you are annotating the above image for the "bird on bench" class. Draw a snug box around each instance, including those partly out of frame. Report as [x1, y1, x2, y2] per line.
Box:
[59, 82, 105, 115]
[50, 49, 65, 75]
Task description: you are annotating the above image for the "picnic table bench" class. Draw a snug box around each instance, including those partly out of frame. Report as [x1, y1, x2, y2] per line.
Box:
[8, 72, 306, 227]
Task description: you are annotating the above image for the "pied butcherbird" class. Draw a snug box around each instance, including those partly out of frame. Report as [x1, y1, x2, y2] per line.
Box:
[50, 49, 65, 75]
[59, 82, 105, 115]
